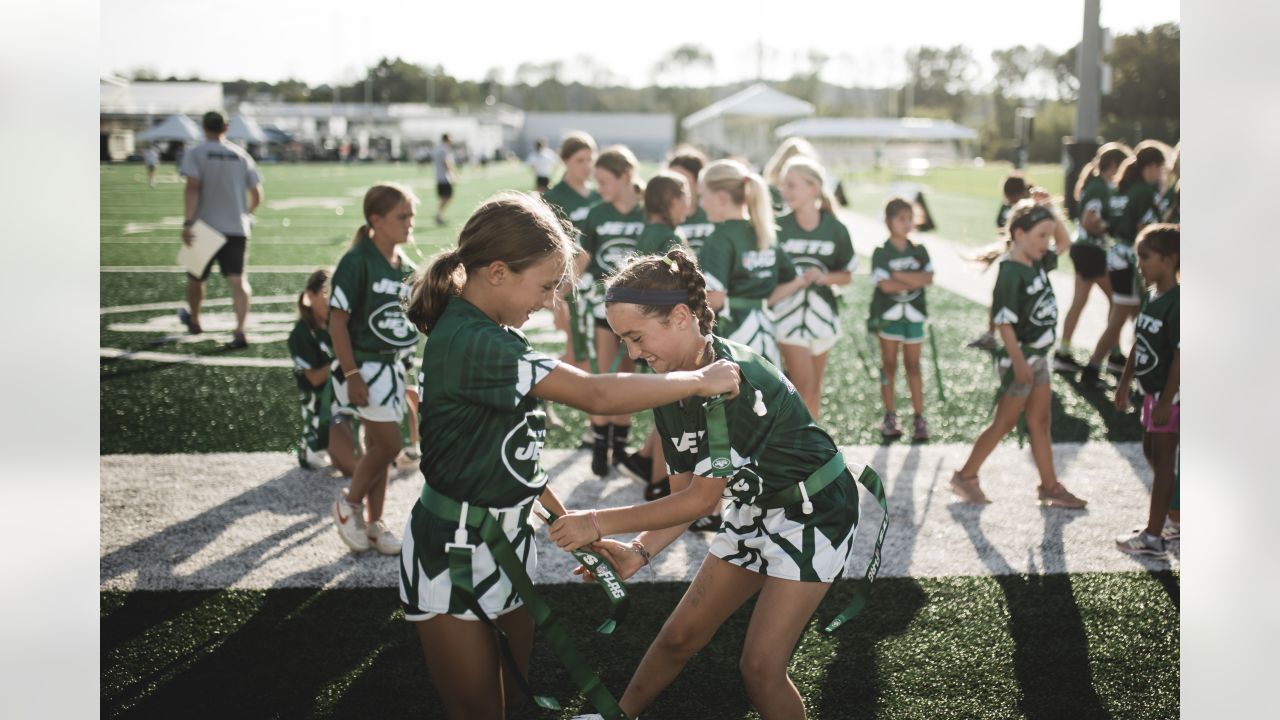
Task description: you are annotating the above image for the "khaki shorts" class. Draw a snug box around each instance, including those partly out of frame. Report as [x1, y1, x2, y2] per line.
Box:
[998, 354, 1051, 398]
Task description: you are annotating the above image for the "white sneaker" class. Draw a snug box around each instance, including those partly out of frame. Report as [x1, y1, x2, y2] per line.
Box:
[1115, 530, 1166, 557]
[333, 491, 370, 552]
[299, 447, 328, 470]
[366, 519, 402, 555]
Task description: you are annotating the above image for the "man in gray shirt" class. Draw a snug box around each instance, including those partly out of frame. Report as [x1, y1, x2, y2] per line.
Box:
[433, 133, 455, 226]
[179, 110, 263, 348]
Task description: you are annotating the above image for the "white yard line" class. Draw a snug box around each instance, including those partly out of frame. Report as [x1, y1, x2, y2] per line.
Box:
[100, 443, 1175, 592]
[100, 348, 293, 368]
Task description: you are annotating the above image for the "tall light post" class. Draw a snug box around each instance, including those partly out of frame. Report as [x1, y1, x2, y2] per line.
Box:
[1064, 0, 1103, 218]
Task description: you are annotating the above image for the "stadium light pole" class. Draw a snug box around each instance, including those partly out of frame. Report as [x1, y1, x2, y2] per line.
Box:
[1064, 0, 1103, 219]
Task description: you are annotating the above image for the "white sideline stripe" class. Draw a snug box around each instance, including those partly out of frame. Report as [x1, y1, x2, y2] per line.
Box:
[100, 348, 293, 368]
[101, 266, 321, 273]
[100, 443, 1177, 592]
[101, 295, 298, 315]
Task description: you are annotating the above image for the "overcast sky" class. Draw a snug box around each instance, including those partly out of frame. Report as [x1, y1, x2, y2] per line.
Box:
[102, 0, 1179, 89]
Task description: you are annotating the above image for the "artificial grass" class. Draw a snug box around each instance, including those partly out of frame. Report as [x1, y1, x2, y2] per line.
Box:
[101, 571, 1178, 719]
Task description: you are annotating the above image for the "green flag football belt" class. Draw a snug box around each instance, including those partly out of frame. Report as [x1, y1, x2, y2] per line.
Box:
[703, 396, 890, 634]
[534, 509, 632, 635]
[418, 486, 627, 719]
[353, 349, 404, 364]
[727, 296, 768, 311]
[567, 291, 600, 374]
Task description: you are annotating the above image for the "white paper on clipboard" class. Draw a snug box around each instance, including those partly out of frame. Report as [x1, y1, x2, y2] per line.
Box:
[176, 220, 227, 276]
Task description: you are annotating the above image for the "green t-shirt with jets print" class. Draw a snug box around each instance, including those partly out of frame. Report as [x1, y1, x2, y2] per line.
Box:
[677, 207, 716, 256]
[774, 210, 857, 318]
[580, 201, 645, 281]
[990, 251, 1060, 357]
[329, 239, 418, 355]
[542, 181, 600, 235]
[1133, 285, 1179, 396]
[1075, 175, 1112, 248]
[417, 297, 561, 508]
[868, 239, 932, 324]
[635, 222, 689, 257]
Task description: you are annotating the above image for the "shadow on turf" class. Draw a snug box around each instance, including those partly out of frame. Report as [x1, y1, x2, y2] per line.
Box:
[946, 503, 1111, 719]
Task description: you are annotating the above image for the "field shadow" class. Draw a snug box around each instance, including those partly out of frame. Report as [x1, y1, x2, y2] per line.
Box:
[947, 504, 1110, 720]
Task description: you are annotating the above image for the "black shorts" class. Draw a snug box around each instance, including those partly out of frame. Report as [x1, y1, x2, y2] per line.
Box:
[535, 175, 550, 191]
[191, 235, 247, 281]
[1069, 243, 1107, 280]
[1109, 265, 1140, 306]
[436, 181, 454, 199]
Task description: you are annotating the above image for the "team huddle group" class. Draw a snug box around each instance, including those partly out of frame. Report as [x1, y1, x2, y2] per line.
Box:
[274, 130, 1179, 719]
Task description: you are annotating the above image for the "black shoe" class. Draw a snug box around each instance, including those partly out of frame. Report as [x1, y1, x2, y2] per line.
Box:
[1053, 350, 1083, 374]
[1079, 364, 1105, 388]
[578, 428, 594, 450]
[177, 308, 202, 334]
[689, 513, 721, 532]
[644, 477, 671, 502]
[1106, 353, 1127, 376]
[616, 452, 653, 483]
[590, 425, 610, 477]
[225, 332, 249, 350]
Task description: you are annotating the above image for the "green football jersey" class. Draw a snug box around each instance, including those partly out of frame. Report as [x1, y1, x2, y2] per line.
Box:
[1111, 181, 1158, 245]
[697, 219, 797, 299]
[774, 210, 857, 318]
[581, 201, 645, 280]
[330, 240, 419, 355]
[1158, 182, 1179, 224]
[288, 319, 332, 376]
[677, 207, 716, 255]
[635, 222, 689, 256]
[542, 181, 600, 233]
[769, 185, 787, 216]
[1134, 285, 1179, 396]
[654, 336, 846, 507]
[869, 239, 932, 323]
[991, 251, 1060, 357]
[1075, 175, 1112, 247]
[417, 298, 561, 508]
[996, 203, 1013, 229]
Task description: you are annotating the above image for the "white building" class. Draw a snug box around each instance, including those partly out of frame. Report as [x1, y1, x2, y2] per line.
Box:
[683, 84, 815, 165]
[774, 117, 978, 172]
[517, 112, 676, 161]
[99, 76, 224, 160]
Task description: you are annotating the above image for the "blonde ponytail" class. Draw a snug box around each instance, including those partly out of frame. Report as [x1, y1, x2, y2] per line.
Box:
[702, 159, 775, 251]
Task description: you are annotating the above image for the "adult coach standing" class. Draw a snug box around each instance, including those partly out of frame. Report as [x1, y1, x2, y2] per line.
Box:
[432, 133, 455, 226]
[179, 110, 263, 349]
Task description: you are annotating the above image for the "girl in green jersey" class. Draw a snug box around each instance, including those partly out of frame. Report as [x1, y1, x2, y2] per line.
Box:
[329, 183, 421, 555]
[581, 146, 648, 475]
[1056, 142, 1131, 373]
[951, 199, 1087, 509]
[550, 248, 865, 720]
[400, 192, 739, 720]
[773, 157, 856, 419]
[668, 146, 716, 254]
[288, 269, 357, 476]
[543, 131, 600, 375]
[1113, 224, 1180, 556]
[762, 136, 818, 217]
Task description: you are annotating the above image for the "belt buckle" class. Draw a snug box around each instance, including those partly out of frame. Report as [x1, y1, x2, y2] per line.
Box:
[445, 525, 475, 554]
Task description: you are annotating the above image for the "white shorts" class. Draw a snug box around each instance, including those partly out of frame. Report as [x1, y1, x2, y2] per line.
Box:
[331, 358, 406, 423]
[400, 499, 537, 622]
[777, 333, 840, 356]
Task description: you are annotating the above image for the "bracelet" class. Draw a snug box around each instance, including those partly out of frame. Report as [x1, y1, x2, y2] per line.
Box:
[589, 511, 603, 541]
[343, 367, 360, 379]
[630, 539, 652, 566]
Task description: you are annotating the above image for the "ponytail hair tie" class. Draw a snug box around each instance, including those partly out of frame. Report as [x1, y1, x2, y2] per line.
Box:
[662, 256, 676, 269]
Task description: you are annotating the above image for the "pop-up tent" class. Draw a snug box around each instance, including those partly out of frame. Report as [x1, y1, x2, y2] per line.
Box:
[135, 113, 201, 143]
[227, 114, 267, 144]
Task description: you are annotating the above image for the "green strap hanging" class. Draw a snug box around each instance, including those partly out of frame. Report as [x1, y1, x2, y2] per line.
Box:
[926, 322, 948, 404]
[424, 490, 628, 719]
[568, 292, 599, 374]
[822, 464, 889, 633]
[537, 509, 632, 635]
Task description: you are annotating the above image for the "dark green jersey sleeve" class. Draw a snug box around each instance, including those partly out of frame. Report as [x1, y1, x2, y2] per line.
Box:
[775, 244, 797, 284]
[288, 321, 328, 370]
[991, 263, 1022, 326]
[831, 221, 856, 271]
[329, 250, 366, 316]
[698, 234, 735, 293]
[446, 325, 560, 411]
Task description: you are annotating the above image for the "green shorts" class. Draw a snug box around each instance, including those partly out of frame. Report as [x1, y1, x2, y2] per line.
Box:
[878, 319, 925, 344]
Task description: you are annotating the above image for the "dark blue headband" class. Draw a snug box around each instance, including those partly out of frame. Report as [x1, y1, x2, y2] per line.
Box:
[604, 287, 688, 306]
[1011, 205, 1055, 233]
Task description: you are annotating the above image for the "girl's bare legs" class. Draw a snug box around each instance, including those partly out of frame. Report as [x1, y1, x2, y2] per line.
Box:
[902, 341, 925, 415]
[328, 420, 357, 477]
[811, 350, 831, 419]
[959, 391, 1030, 481]
[347, 419, 400, 523]
[1060, 274, 1093, 348]
[1023, 381, 1059, 489]
[415, 607, 535, 720]
[741, 577, 833, 720]
[780, 343, 820, 418]
[619, 556, 765, 718]
[878, 337, 900, 413]
[1089, 304, 1139, 367]
[1146, 431, 1179, 536]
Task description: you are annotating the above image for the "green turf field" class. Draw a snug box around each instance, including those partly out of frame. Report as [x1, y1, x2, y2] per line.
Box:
[100, 160, 1172, 719]
[102, 573, 1178, 719]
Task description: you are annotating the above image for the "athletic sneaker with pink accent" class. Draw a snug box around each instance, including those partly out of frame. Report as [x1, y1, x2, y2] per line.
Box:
[332, 490, 370, 552]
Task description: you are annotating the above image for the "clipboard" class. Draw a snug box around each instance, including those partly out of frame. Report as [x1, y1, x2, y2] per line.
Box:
[176, 220, 227, 276]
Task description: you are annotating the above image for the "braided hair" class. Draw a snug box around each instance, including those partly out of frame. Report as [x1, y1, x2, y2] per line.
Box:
[605, 248, 716, 336]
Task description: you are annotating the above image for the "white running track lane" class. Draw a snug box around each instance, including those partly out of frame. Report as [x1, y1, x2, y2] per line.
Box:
[100, 443, 1176, 592]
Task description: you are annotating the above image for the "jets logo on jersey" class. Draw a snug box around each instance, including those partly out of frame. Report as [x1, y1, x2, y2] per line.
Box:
[741, 249, 777, 271]
[597, 221, 644, 237]
[727, 466, 763, 505]
[1132, 335, 1158, 376]
[368, 302, 416, 346]
[501, 410, 548, 487]
[598, 237, 638, 273]
[782, 239, 835, 258]
[1030, 291, 1058, 327]
[679, 222, 715, 240]
[371, 278, 402, 296]
[1135, 312, 1164, 334]
[672, 430, 705, 454]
